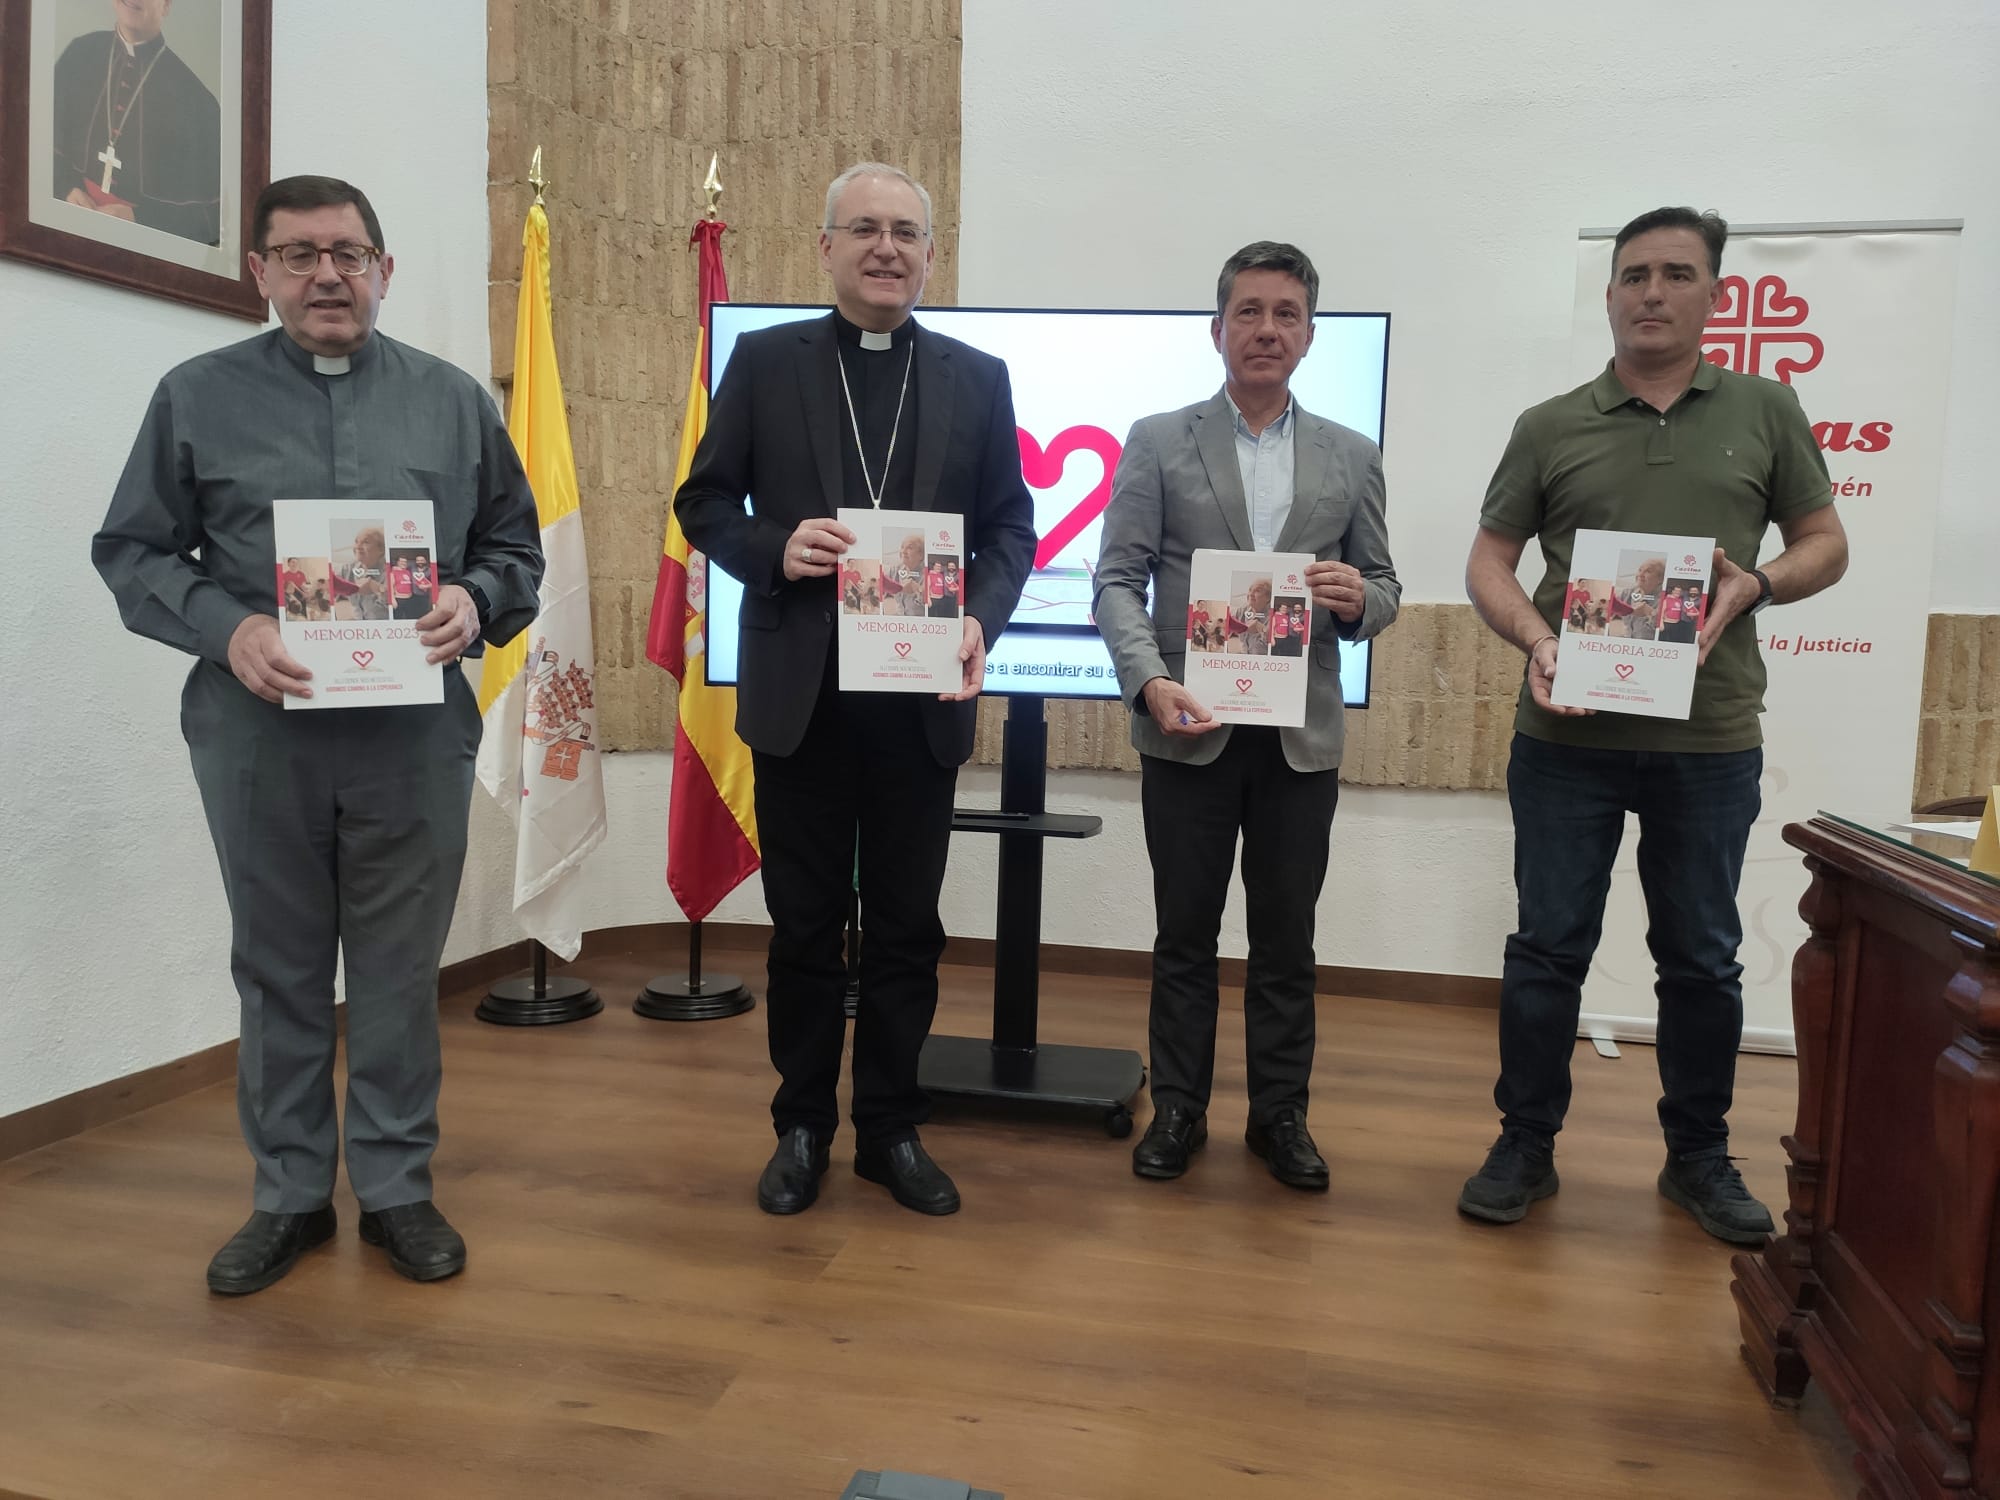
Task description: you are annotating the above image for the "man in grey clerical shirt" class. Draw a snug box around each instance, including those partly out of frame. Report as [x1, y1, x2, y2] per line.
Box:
[92, 175, 543, 1296]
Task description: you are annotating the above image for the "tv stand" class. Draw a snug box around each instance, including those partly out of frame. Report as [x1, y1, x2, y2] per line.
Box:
[921, 693, 1146, 1135]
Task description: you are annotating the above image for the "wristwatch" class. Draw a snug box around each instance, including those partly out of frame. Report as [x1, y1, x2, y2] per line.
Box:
[1748, 568, 1774, 614]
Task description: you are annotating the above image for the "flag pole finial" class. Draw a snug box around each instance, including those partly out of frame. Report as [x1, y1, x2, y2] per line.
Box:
[701, 153, 723, 220]
[529, 146, 548, 208]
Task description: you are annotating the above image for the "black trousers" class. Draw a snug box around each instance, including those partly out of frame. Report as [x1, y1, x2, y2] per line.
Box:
[1140, 728, 1339, 1123]
[751, 650, 957, 1151]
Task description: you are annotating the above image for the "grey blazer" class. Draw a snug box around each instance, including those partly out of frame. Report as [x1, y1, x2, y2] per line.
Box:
[1092, 391, 1400, 772]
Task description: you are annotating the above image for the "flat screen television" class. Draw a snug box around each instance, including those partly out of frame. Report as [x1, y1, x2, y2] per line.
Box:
[701, 305, 1390, 705]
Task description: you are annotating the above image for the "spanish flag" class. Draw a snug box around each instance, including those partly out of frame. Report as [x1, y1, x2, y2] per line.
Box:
[473, 198, 607, 960]
[644, 218, 760, 920]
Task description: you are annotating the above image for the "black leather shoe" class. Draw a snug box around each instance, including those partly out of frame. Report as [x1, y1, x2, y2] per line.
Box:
[1457, 1127, 1558, 1224]
[206, 1206, 337, 1295]
[357, 1201, 466, 1282]
[1132, 1104, 1208, 1179]
[758, 1125, 831, 1215]
[1246, 1106, 1330, 1191]
[854, 1138, 961, 1215]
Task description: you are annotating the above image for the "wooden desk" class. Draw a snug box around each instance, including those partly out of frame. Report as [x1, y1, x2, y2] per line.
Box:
[1733, 814, 2000, 1499]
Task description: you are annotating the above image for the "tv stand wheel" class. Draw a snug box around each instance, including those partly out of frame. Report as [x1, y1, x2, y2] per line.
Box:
[1105, 1106, 1134, 1139]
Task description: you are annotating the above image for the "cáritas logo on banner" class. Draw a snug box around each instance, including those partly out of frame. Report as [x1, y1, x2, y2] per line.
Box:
[1702, 273, 1891, 453]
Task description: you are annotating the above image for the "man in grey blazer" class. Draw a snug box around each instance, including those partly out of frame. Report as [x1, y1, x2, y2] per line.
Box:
[1094, 242, 1400, 1189]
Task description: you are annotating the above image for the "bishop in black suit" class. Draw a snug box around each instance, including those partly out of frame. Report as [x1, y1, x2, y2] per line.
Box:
[675, 163, 1037, 1217]
[52, 2, 222, 245]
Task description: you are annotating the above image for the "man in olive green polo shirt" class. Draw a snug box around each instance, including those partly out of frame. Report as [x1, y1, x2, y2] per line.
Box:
[1457, 206, 1849, 1244]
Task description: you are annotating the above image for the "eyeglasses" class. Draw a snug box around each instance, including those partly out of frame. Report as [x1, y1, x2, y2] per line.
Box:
[263, 241, 384, 276]
[826, 220, 928, 247]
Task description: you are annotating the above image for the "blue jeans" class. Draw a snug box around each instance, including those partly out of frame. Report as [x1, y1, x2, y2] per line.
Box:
[1496, 732, 1762, 1155]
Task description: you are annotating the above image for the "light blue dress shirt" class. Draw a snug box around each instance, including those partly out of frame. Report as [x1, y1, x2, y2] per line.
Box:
[1227, 393, 1295, 551]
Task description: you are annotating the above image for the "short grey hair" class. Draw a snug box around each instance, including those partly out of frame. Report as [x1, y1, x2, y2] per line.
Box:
[1215, 241, 1320, 319]
[823, 162, 933, 233]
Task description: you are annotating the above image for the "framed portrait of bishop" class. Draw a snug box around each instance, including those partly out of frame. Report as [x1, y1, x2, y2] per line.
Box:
[0, 0, 271, 319]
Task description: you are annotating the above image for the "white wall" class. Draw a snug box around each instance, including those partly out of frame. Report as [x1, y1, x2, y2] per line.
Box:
[0, 0, 493, 1117]
[961, 0, 2000, 614]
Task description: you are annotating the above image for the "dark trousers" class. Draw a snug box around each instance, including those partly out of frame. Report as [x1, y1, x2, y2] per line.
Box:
[751, 652, 957, 1152]
[1497, 732, 1762, 1155]
[183, 660, 479, 1213]
[1139, 728, 1340, 1122]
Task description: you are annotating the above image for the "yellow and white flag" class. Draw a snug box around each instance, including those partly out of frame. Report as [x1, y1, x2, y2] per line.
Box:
[474, 199, 605, 959]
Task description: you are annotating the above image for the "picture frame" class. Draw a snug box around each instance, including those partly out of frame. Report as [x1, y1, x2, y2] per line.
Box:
[0, 0, 271, 320]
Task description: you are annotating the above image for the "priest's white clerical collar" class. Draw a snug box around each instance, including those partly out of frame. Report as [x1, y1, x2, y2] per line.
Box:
[833, 308, 914, 352]
[314, 354, 352, 376]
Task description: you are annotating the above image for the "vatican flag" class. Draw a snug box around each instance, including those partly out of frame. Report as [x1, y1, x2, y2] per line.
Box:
[474, 198, 606, 960]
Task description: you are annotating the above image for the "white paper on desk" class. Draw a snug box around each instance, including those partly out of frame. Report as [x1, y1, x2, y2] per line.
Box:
[1891, 820, 1981, 840]
[273, 499, 443, 709]
[1550, 528, 1713, 719]
[836, 508, 966, 693]
[1182, 548, 1315, 727]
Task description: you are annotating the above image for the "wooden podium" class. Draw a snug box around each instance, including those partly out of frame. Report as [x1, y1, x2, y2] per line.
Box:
[1733, 813, 2000, 1499]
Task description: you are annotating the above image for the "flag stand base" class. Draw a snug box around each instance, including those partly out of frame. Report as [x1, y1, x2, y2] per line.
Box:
[634, 973, 754, 1021]
[635, 920, 754, 1021]
[476, 943, 603, 1026]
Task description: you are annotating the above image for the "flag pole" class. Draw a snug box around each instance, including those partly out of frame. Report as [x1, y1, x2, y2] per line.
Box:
[477, 146, 603, 1027]
[636, 152, 754, 1023]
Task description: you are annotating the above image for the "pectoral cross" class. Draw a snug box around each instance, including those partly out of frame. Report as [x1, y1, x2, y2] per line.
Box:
[97, 143, 121, 192]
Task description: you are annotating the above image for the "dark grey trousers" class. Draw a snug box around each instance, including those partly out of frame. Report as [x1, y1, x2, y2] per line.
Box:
[1139, 728, 1341, 1123]
[182, 659, 479, 1213]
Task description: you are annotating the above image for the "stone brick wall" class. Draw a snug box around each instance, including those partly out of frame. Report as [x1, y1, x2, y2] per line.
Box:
[1915, 613, 2000, 807]
[487, 0, 962, 750]
[995, 605, 1521, 788]
[1006, 604, 1993, 799]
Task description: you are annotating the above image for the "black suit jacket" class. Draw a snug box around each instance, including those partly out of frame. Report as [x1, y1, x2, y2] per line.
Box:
[676, 313, 1039, 766]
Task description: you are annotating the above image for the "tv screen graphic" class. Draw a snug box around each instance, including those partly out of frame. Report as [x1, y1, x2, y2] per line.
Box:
[701, 305, 1390, 705]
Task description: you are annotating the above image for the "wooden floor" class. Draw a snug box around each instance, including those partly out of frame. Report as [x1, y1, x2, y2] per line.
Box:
[0, 940, 1858, 1500]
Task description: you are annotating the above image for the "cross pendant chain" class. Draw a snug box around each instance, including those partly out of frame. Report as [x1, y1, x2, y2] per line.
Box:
[836, 342, 914, 509]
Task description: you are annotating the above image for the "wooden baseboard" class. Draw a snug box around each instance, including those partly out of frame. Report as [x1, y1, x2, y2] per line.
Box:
[439, 938, 533, 1001]
[1, 924, 1493, 1163]
[0, 1038, 238, 1165]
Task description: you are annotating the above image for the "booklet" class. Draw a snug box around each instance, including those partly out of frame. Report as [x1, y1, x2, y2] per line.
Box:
[273, 499, 444, 709]
[1182, 549, 1316, 727]
[836, 508, 967, 693]
[1549, 528, 1713, 718]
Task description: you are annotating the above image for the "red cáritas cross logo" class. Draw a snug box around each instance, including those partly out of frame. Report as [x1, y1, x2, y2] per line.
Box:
[1702, 273, 1892, 454]
[1703, 274, 1823, 384]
